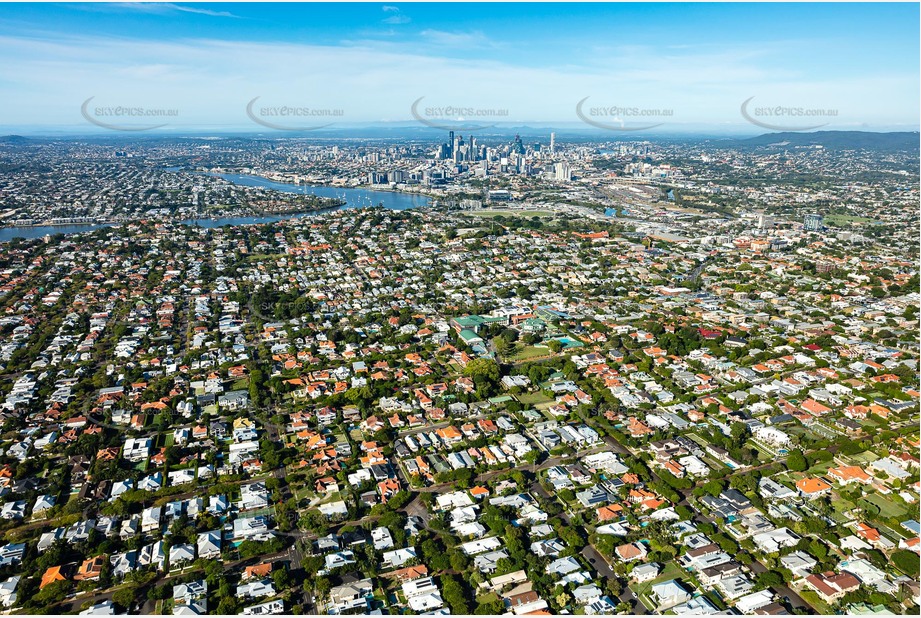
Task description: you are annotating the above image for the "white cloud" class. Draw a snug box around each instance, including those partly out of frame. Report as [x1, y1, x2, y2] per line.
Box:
[418, 29, 490, 47]
[99, 3, 240, 19]
[381, 5, 409, 25]
[382, 15, 410, 25]
[0, 31, 915, 130]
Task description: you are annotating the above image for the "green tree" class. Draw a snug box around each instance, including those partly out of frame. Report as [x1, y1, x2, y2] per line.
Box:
[756, 570, 784, 589]
[786, 449, 808, 472]
[315, 576, 332, 599]
[217, 596, 239, 615]
[476, 599, 505, 614]
[441, 575, 471, 614]
[112, 586, 139, 609]
[464, 358, 500, 383]
[273, 568, 292, 591]
[249, 368, 265, 407]
[892, 550, 920, 577]
[703, 479, 725, 497]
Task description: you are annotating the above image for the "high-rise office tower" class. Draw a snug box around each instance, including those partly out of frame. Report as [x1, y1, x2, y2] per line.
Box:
[804, 213, 823, 232]
[550, 132, 555, 153]
[553, 162, 571, 181]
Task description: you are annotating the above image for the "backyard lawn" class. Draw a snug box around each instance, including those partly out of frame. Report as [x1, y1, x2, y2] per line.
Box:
[475, 591, 500, 606]
[830, 495, 857, 524]
[629, 561, 686, 609]
[862, 493, 908, 519]
[848, 451, 879, 465]
[797, 588, 833, 615]
[508, 345, 551, 362]
[806, 459, 836, 475]
[875, 521, 908, 542]
[517, 391, 555, 405]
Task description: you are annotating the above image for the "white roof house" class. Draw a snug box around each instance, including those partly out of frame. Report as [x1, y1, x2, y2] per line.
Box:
[243, 600, 285, 615]
[79, 600, 116, 615]
[233, 516, 273, 542]
[120, 517, 139, 540]
[236, 578, 276, 600]
[460, 536, 503, 556]
[139, 472, 163, 492]
[632, 562, 661, 582]
[31, 494, 56, 515]
[546, 556, 581, 576]
[0, 544, 24, 568]
[780, 551, 817, 579]
[752, 527, 800, 554]
[123, 437, 151, 462]
[0, 501, 26, 520]
[141, 506, 162, 532]
[371, 527, 394, 551]
[110, 550, 138, 578]
[734, 590, 775, 614]
[0, 576, 19, 607]
[379, 547, 416, 571]
[324, 551, 355, 571]
[168, 468, 196, 486]
[403, 577, 444, 613]
[173, 580, 207, 615]
[169, 543, 196, 568]
[318, 500, 349, 518]
[197, 530, 222, 559]
[139, 541, 166, 570]
[110, 479, 134, 501]
[650, 579, 691, 609]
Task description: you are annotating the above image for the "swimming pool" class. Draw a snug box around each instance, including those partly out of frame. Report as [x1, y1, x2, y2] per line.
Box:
[554, 337, 583, 348]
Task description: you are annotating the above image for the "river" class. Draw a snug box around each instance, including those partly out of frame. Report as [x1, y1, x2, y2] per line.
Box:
[0, 172, 429, 241]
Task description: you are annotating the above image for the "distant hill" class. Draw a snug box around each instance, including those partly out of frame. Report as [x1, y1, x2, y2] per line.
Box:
[739, 130, 919, 152]
[0, 135, 30, 144]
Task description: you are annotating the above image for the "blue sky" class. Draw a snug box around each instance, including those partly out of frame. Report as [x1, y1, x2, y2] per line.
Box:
[0, 2, 917, 133]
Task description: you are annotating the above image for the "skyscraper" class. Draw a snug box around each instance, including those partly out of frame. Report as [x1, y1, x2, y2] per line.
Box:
[550, 132, 555, 154]
[452, 135, 464, 163]
[553, 162, 571, 181]
[804, 213, 823, 232]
